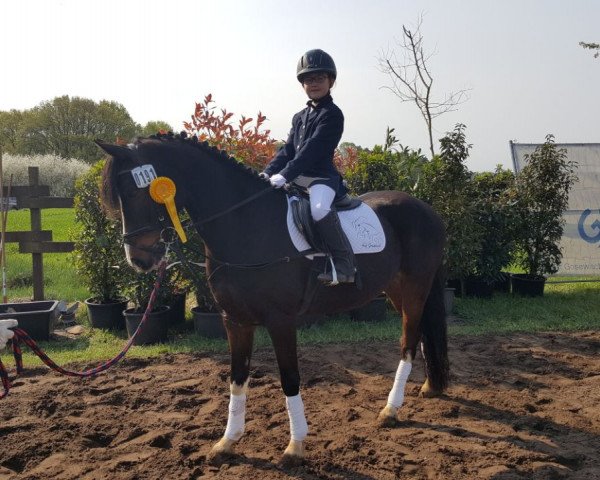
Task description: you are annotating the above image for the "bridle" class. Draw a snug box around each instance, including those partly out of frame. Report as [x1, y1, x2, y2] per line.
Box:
[117, 164, 274, 262]
[116, 163, 308, 281]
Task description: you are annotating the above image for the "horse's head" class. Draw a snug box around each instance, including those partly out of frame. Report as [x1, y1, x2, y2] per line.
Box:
[97, 139, 186, 273]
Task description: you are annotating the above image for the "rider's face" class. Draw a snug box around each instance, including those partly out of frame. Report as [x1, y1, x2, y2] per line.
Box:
[302, 73, 333, 102]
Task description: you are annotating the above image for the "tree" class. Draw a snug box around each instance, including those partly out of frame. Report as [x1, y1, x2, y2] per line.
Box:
[140, 120, 174, 137]
[510, 135, 578, 277]
[0, 109, 25, 153]
[378, 16, 469, 157]
[579, 41, 600, 58]
[20, 95, 139, 163]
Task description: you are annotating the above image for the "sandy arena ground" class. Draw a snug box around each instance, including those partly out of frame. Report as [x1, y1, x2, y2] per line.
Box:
[1, 330, 599, 479]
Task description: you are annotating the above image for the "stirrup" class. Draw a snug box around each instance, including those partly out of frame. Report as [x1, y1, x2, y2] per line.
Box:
[317, 272, 355, 285]
[318, 257, 356, 286]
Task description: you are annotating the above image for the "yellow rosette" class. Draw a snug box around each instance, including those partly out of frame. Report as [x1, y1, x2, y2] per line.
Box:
[149, 177, 187, 243]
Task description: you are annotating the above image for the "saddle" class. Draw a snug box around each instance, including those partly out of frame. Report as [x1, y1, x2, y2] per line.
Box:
[288, 188, 362, 253]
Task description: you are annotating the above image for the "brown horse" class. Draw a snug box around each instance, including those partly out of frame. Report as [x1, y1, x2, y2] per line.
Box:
[97, 133, 449, 467]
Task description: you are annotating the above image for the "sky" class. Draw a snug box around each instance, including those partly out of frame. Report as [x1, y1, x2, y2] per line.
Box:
[1, 0, 598, 172]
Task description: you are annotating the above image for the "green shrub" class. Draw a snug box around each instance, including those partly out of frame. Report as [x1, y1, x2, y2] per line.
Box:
[416, 124, 482, 286]
[72, 161, 133, 302]
[344, 144, 427, 195]
[509, 135, 578, 277]
[471, 167, 517, 282]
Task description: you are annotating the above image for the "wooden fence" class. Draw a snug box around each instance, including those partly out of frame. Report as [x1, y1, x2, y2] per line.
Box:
[1, 166, 74, 300]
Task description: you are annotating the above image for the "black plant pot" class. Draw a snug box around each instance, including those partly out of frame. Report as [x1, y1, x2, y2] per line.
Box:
[168, 292, 187, 325]
[85, 298, 128, 330]
[350, 295, 387, 322]
[465, 277, 494, 299]
[493, 272, 511, 293]
[296, 313, 327, 328]
[511, 274, 546, 297]
[124, 306, 171, 345]
[446, 278, 462, 297]
[192, 307, 226, 339]
[444, 288, 456, 314]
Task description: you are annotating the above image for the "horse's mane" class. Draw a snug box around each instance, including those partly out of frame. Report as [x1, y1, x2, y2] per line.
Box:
[143, 131, 264, 181]
[101, 131, 266, 216]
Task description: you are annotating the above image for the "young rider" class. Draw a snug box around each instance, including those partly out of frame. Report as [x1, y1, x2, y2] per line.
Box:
[262, 49, 356, 285]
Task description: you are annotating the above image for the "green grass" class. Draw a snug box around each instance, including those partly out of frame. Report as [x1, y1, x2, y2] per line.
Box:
[452, 281, 600, 334]
[2, 208, 599, 368]
[4, 208, 87, 301]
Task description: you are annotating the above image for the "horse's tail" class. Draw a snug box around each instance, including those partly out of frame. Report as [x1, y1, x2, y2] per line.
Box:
[420, 268, 449, 392]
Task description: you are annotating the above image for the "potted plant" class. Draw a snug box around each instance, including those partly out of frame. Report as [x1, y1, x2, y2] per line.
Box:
[179, 228, 226, 339]
[122, 270, 172, 345]
[466, 167, 517, 297]
[415, 124, 483, 297]
[349, 293, 388, 322]
[508, 135, 578, 296]
[73, 161, 132, 329]
[162, 264, 191, 327]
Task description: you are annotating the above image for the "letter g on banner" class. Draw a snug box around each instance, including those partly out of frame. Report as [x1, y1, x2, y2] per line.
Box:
[578, 209, 600, 244]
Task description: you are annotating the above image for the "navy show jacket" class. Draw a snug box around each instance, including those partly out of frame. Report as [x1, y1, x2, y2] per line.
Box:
[264, 94, 345, 193]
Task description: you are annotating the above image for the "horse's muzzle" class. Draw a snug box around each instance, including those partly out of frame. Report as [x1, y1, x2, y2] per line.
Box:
[126, 242, 166, 273]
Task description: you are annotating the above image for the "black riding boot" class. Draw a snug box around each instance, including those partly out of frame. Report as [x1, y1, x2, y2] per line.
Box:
[315, 211, 356, 285]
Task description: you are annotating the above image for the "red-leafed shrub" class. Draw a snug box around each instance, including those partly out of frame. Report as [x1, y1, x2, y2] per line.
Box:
[183, 94, 278, 170]
[334, 144, 359, 175]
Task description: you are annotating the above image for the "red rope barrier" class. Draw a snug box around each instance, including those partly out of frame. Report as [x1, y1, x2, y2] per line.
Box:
[0, 260, 167, 399]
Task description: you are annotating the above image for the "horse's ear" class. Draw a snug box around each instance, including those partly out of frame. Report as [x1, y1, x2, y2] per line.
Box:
[95, 140, 133, 160]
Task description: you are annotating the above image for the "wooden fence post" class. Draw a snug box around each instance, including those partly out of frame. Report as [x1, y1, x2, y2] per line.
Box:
[1, 166, 75, 301]
[28, 167, 44, 300]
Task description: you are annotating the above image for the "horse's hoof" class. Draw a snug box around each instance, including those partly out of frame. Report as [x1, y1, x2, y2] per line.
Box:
[377, 404, 398, 428]
[279, 453, 304, 469]
[377, 413, 398, 428]
[279, 440, 304, 468]
[419, 380, 442, 398]
[207, 438, 236, 466]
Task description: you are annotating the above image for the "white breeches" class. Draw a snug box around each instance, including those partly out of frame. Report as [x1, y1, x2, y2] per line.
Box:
[308, 184, 336, 221]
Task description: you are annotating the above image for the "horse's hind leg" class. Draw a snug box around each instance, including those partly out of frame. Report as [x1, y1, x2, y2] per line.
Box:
[209, 317, 255, 462]
[378, 273, 431, 426]
[265, 319, 307, 468]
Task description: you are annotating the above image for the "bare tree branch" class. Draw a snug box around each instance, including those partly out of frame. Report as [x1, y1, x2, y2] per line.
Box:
[378, 15, 470, 157]
[579, 41, 600, 58]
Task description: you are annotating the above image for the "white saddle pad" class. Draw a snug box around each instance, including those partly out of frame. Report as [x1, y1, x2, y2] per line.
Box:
[286, 197, 386, 255]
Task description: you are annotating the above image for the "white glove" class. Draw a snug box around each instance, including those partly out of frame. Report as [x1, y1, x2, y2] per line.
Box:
[269, 174, 286, 189]
[0, 319, 18, 349]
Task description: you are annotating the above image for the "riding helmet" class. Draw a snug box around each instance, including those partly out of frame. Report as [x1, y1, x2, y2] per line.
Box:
[296, 49, 337, 82]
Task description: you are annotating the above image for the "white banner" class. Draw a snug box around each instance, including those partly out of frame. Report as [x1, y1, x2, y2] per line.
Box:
[510, 142, 600, 276]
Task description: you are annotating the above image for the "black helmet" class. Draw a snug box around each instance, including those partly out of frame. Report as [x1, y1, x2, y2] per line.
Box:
[296, 49, 337, 82]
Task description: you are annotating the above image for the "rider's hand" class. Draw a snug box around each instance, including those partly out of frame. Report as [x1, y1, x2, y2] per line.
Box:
[259, 172, 270, 180]
[269, 174, 286, 189]
[0, 319, 18, 349]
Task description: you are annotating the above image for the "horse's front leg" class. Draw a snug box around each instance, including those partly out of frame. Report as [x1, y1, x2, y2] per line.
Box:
[208, 317, 255, 462]
[266, 319, 307, 468]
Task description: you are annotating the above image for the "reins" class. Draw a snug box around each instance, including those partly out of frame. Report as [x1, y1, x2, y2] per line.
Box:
[0, 259, 168, 399]
[192, 186, 273, 228]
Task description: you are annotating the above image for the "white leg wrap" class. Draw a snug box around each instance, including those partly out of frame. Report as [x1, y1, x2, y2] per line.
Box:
[224, 392, 247, 441]
[386, 359, 413, 408]
[286, 394, 308, 442]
